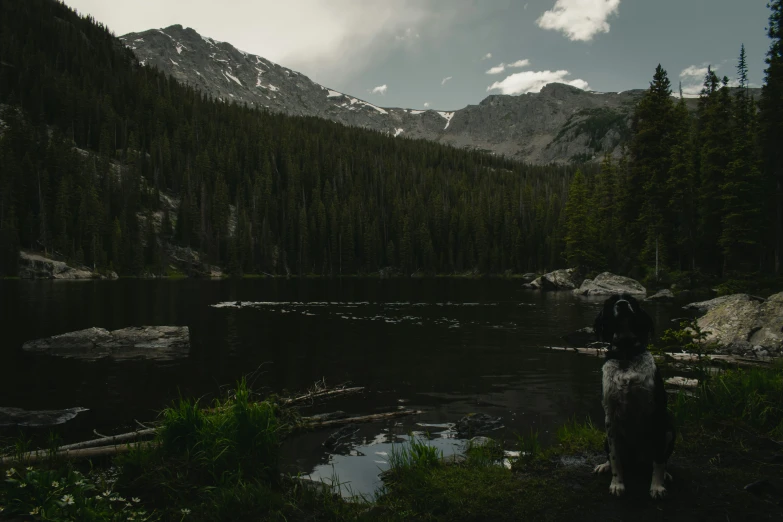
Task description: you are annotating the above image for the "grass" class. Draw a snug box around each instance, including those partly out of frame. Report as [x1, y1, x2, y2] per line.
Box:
[2, 364, 782, 521]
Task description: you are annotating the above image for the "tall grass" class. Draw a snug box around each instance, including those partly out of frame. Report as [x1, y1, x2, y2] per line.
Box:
[671, 365, 783, 438]
[387, 434, 443, 473]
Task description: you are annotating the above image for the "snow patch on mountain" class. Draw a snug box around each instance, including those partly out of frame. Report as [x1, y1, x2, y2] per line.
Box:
[394, 128, 404, 137]
[170, 58, 179, 66]
[226, 72, 242, 86]
[327, 90, 343, 98]
[438, 111, 454, 129]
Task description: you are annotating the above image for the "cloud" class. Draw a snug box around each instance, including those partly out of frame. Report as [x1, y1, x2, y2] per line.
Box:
[481, 52, 493, 60]
[679, 63, 722, 97]
[508, 59, 530, 68]
[371, 84, 388, 95]
[487, 69, 589, 94]
[424, 102, 431, 108]
[536, 0, 621, 42]
[486, 63, 506, 75]
[65, 0, 459, 86]
[395, 27, 420, 41]
[441, 76, 453, 85]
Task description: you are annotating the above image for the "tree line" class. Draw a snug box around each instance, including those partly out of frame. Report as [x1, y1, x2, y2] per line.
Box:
[564, 1, 783, 284]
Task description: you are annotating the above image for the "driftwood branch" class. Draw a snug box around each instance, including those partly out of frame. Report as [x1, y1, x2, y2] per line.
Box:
[302, 409, 423, 428]
[58, 428, 157, 452]
[543, 345, 769, 368]
[664, 377, 699, 388]
[1, 441, 154, 464]
[284, 386, 364, 406]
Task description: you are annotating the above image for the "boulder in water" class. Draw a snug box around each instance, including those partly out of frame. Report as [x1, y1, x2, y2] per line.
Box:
[646, 289, 675, 301]
[0, 406, 88, 427]
[22, 326, 190, 361]
[455, 413, 504, 437]
[573, 272, 646, 297]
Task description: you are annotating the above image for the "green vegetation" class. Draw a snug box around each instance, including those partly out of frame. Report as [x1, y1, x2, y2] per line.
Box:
[2, 363, 783, 521]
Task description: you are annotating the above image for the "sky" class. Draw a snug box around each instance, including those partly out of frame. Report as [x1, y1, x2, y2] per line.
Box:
[63, 0, 772, 110]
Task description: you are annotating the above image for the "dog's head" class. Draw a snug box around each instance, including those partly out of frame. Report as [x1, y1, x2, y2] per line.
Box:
[594, 293, 654, 358]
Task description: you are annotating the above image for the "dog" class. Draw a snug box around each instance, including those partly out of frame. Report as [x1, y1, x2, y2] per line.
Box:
[592, 293, 675, 499]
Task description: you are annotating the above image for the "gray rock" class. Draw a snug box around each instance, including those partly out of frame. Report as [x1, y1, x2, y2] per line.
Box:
[520, 273, 539, 284]
[18, 251, 101, 280]
[691, 293, 783, 352]
[573, 272, 646, 297]
[23, 326, 190, 361]
[683, 294, 764, 313]
[455, 413, 504, 437]
[0, 406, 88, 427]
[646, 289, 675, 301]
[540, 268, 581, 291]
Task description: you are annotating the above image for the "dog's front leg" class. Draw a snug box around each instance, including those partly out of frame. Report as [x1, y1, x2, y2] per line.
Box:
[605, 417, 625, 496]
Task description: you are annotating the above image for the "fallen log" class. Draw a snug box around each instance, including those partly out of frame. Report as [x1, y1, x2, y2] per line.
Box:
[543, 346, 769, 368]
[57, 428, 157, 452]
[1, 441, 154, 464]
[284, 386, 364, 406]
[664, 377, 699, 388]
[302, 409, 423, 428]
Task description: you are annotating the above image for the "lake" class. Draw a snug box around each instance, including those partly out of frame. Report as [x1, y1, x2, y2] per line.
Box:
[0, 278, 682, 496]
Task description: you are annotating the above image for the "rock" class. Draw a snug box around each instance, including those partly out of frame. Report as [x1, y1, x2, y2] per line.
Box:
[646, 289, 675, 301]
[541, 268, 581, 291]
[573, 272, 646, 297]
[520, 273, 539, 283]
[0, 406, 88, 427]
[23, 326, 190, 361]
[18, 251, 101, 280]
[683, 294, 764, 313]
[521, 277, 542, 290]
[690, 293, 783, 352]
[562, 326, 596, 346]
[455, 413, 504, 437]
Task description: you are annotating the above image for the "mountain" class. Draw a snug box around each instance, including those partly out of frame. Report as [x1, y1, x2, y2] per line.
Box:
[122, 25, 657, 165]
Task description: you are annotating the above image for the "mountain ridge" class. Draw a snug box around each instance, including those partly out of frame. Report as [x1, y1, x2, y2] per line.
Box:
[122, 24, 705, 165]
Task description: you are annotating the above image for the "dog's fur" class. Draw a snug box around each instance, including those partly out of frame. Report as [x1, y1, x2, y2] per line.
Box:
[592, 293, 675, 499]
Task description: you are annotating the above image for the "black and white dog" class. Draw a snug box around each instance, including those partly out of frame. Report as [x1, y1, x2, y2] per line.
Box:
[592, 293, 675, 499]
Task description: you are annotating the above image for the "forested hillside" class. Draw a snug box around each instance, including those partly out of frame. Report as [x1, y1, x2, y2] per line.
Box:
[0, 0, 582, 278]
[561, 0, 783, 287]
[1, 0, 782, 284]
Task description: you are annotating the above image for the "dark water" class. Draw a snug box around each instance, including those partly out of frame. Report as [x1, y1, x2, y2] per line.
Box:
[0, 279, 680, 496]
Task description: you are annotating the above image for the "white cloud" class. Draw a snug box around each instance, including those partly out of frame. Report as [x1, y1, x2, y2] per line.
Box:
[508, 59, 530, 68]
[536, 0, 621, 42]
[679, 63, 722, 97]
[486, 63, 506, 75]
[487, 69, 589, 94]
[481, 52, 493, 60]
[64, 0, 457, 86]
[424, 102, 431, 108]
[371, 84, 388, 95]
[441, 76, 453, 85]
[524, 3, 529, 9]
[680, 65, 710, 80]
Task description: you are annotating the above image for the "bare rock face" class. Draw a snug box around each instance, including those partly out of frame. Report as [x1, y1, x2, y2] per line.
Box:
[19, 251, 101, 280]
[23, 326, 190, 361]
[522, 268, 581, 290]
[685, 293, 783, 355]
[0, 406, 88, 427]
[573, 272, 646, 297]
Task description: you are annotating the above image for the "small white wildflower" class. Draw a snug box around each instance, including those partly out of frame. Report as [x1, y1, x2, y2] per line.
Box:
[75, 480, 85, 486]
[61, 494, 75, 505]
[18, 482, 27, 488]
[103, 490, 112, 497]
[26, 466, 33, 471]
[0, 506, 5, 512]
[118, 497, 126, 502]
[126, 502, 132, 507]
[110, 497, 119, 502]
[95, 495, 102, 500]
[181, 508, 191, 515]
[5, 468, 15, 477]
[29, 507, 40, 515]
[52, 481, 60, 488]
[132, 497, 141, 503]
[128, 518, 135, 521]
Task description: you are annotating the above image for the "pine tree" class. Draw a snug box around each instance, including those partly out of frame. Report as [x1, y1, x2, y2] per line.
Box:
[720, 44, 764, 272]
[760, 0, 783, 273]
[629, 64, 676, 275]
[563, 170, 601, 270]
[667, 84, 697, 271]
